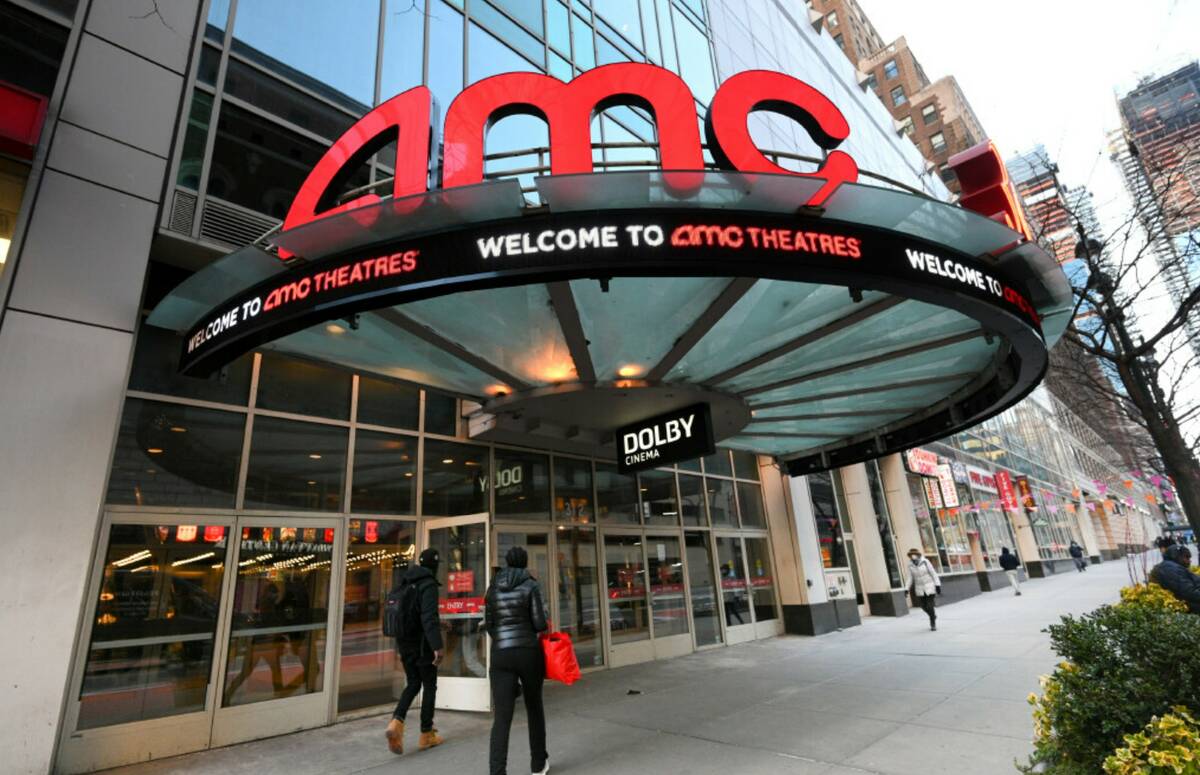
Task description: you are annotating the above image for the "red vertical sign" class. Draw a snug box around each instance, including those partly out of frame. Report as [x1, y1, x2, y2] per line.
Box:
[995, 471, 1019, 511]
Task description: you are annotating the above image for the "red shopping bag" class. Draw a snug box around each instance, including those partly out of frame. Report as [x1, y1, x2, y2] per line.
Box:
[541, 629, 581, 685]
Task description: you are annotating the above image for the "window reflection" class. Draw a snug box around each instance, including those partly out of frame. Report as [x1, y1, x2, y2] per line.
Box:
[555, 528, 603, 667]
[338, 519, 415, 712]
[128, 319, 252, 405]
[427, 0, 464, 120]
[639, 469, 679, 526]
[678, 473, 707, 526]
[379, 0, 425, 101]
[494, 449, 551, 520]
[223, 525, 335, 706]
[243, 417, 348, 511]
[421, 439, 488, 515]
[356, 374, 420, 430]
[223, 57, 357, 140]
[685, 532, 722, 646]
[715, 536, 750, 627]
[78, 524, 228, 729]
[605, 534, 649, 643]
[107, 399, 245, 509]
[351, 431, 417, 514]
[808, 472, 848, 568]
[647, 536, 687, 637]
[554, 457, 594, 523]
[707, 477, 736, 527]
[256, 353, 352, 420]
[596, 463, 639, 523]
[744, 537, 777, 622]
[737, 481, 765, 528]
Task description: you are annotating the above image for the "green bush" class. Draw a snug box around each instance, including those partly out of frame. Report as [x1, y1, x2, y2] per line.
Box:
[1022, 603, 1200, 774]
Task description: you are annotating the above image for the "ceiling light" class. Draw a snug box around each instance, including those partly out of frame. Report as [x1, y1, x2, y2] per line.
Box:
[326, 324, 346, 334]
[147, 448, 163, 454]
[169, 426, 187, 433]
[307, 480, 316, 485]
[617, 364, 643, 378]
[442, 458, 454, 464]
[404, 472, 414, 477]
[0, 237, 10, 266]
[308, 453, 322, 459]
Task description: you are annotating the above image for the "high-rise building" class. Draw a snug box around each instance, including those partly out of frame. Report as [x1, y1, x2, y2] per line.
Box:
[1007, 145, 1076, 265]
[805, 0, 885, 70]
[1110, 62, 1200, 350]
[855, 38, 986, 195]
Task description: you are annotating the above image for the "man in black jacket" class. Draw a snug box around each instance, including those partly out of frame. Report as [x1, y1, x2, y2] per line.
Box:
[1068, 541, 1087, 572]
[1150, 544, 1200, 614]
[999, 547, 1022, 596]
[386, 548, 445, 755]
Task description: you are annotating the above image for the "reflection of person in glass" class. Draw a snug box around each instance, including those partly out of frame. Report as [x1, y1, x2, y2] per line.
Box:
[485, 546, 549, 775]
[226, 581, 285, 698]
[385, 548, 445, 755]
[279, 575, 314, 693]
[722, 562, 746, 624]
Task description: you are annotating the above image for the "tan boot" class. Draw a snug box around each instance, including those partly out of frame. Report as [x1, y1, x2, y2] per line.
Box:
[385, 718, 404, 755]
[418, 729, 444, 750]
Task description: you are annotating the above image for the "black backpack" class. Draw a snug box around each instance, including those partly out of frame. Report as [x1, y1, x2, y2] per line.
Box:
[383, 580, 422, 641]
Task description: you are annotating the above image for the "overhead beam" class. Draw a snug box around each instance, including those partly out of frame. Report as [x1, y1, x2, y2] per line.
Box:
[747, 372, 978, 410]
[645, 277, 757, 382]
[376, 308, 533, 392]
[741, 329, 984, 398]
[747, 409, 916, 421]
[704, 295, 905, 387]
[547, 281, 596, 383]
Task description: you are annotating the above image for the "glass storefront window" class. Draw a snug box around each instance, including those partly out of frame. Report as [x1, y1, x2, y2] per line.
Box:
[128, 321, 253, 405]
[707, 477, 736, 527]
[497, 531, 550, 583]
[106, 399, 245, 509]
[256, 354, 351, 420]
[935, 506, 974, 573]
[731, 450, 759, 481]
[494, 449, 551, 520]
[177, 91, 213, 188]
[555, 528, 604, 667]
[684, 532, 722, 646]
[647, 536, 688, 637]
[379, 0, 425, 100]
[865, 461, 903, 588]
[703, 448, 733, 477]
[596, 462, 639, 524]
[243, 417, 348, 511]
[351, 431, 417, 514]
[426, 522, 488, 678]
[677, 472, 707, 526]
[78, 523, 228, 729]
[639, 469, 679, 526]
[744, 537, 777, 622]
[678, 457, 702, 473]
[604, 534, 649, 643]
[424, 391, 458, 436]
[715, 536, 750, 627]
[356, 375, 420, 430]
[736, 481, 766, 528]
[906, 473, 944, 571]
[427, 0, 465, 121]
[223, 525, 334, 707]
[554, 456, 594, 523]
[338, 519, 415, 712]
[808, 472, 848, 568]
[422, 439, 488, 515]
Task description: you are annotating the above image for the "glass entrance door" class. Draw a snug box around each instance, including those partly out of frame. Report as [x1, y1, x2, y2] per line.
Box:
[210, 517, 340, 747]
[423, 514, 489, 711]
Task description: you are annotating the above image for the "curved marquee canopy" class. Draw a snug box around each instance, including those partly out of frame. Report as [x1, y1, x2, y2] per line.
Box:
[150, 171, 1071, 474]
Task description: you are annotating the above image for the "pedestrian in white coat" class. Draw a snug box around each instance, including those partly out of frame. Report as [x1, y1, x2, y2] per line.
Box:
[906, 548, 941, 631]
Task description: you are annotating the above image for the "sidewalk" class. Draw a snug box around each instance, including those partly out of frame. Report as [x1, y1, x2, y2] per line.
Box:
[104, 558, 1139, 775]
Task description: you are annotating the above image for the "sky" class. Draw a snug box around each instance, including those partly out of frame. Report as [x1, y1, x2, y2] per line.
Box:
[857, 0, 1200, 436]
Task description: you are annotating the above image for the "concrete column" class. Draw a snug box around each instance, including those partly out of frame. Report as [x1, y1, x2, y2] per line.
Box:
[1006, 505, 1046, 577]
[761, 461, 809, 610]
[839, 464, 906, 616]
[0, 3, 199, 772]
[783, 475, 848, 634]
[1071, 497, 1102, 563]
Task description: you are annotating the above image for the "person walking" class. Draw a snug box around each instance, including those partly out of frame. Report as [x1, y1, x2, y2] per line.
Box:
[1150, 544, 1200, 614]
[906, 548, 941, 631]
[999, 547, 1022, 595]
[385, 548, 445, 755]
[1068, 541, 1087, 572]
[485, 546, 550, 775]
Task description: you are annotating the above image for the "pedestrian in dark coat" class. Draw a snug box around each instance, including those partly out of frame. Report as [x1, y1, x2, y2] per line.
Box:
[1068, 541, 1087, 572]
[485, 546, 549, 775]
[386, 548, 445, 755]
[999, 547, 1022, 595]
[1150, 544, 1200, 614]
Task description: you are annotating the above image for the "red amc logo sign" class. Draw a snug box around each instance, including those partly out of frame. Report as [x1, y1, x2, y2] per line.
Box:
[283, 63, 860, 255]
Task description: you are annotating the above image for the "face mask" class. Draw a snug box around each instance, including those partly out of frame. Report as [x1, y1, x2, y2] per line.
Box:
[909, 556, 920, 564]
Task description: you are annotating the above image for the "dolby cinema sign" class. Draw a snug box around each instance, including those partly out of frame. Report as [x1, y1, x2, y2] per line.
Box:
[617, 404, 715, 473]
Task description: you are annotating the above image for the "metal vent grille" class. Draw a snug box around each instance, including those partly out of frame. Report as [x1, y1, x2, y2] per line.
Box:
[168, 189, 197, 234]
[198, 197, 279, 247]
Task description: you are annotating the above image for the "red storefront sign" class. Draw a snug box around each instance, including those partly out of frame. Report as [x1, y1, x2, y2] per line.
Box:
[750, 576, 774, 588]
[447, 570, 475, 593]
[284, 63, 860, 255]
[967, 465, 998, 493]
[438, 597, 484, 615]
[1014, 476, 1036, 509]
[650, 583, 686, 595]
[609, 586, 647, 599]
[936, 463, 960, 508]
[995, 471, 1019, 511]
[721, 578, 747, 590]
[904, 447, 940, 476]
[922, 477, 943, 509]
[203, 525, 225, 542]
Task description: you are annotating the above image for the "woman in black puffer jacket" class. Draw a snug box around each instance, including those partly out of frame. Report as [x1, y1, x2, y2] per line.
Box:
[484, 546, 549, 775]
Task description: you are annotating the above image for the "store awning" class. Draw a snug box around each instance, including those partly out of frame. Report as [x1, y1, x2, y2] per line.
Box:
[149, 171, 1070, 474]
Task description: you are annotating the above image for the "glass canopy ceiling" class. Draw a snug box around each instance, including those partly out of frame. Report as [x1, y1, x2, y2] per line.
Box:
[150, 172, 1071, 473]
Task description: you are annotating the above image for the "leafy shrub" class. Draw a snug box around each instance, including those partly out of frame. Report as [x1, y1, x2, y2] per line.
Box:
[1120, 583, 1190, 613]
[1103, 706, 1200, 774]
[1022, 604, 1200, 773]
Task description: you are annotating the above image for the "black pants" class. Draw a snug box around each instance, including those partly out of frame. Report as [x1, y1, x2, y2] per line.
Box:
[1073, 557, 1087, 571]
[490, 647, 547, 775]
[393, 646, 437, 732]
[915, 593, 936, 624]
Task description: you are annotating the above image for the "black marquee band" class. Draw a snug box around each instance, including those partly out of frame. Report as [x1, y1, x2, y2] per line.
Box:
[179, 209, 1047, 382]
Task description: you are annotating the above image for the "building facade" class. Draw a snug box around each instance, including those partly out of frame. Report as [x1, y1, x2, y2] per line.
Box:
[0, 1, 1152, 773]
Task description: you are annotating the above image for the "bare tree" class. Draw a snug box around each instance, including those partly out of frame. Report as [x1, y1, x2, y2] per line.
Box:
[1023, 139, 1200, 533]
